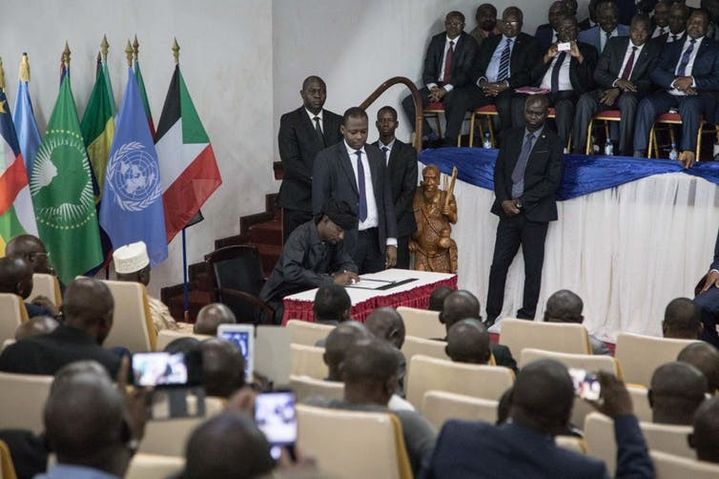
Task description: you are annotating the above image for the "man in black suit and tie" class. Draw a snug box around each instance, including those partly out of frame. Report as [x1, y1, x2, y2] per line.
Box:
[513, 16, 598, 149]
[401, 11, 478, 145]
[312, 107, 398, 274]
[573, 14, 661, 155]
[633, 9, 719, 166]
[486, 95, 563, 326]
[373, 106, 417, 269]
[693, 229, 719, 348]
[278, 76, 343, 242]
[443, 7, 539, 144]
[652, 2, 689, 47]
[534, 1, 570, 51]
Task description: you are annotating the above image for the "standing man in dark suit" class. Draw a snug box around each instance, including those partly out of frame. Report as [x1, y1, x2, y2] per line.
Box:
[534, 1, 570, 51]
[633, 9, 719, 166]
[486, 95, 563, 326]
[693, 229, 719, 348]
[373, 106, 417, 269]
[278, 76, 343, 242]
[514, 16, 598, 149]
[443, 7, 539, 143]
[401, 11, 478, 145]
[573, 14, 661, 155]
[312, 107, 398, 274]
[578, 0, 631, 54]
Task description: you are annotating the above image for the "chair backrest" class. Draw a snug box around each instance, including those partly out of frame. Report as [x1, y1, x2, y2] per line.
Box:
[519, 348, 622, 376]
[651, 451, 719, 479]
[290, 344, 327, 379]
[499, 318, 591, 356]
[0, 293, 27, 344]
[641, 422, 693, 459]
[627, 385, 653, 423]
[615, 333, 699, 387]
[396, 307, 445, 339]
[205, 246, 266, 323]
[102, 280, 156, 353]
[28, 273, 62, 306]
[0, 438, 17, 479]
[555, 435, 587, 454]
[406, 355, 514, 408]
[401, 336, 449, 371]
[420, 390, 498, 430]
[256, 326, 292, 387]
[296, 404, 412, 479]
[125, 453, 184, 479]
[286, 320, 334, 347]
[0, 372, 53, 433]
[155, 330, 211, 352]
[289, 375, 344, 402]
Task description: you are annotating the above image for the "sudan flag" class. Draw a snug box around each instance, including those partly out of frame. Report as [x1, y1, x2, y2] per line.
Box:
[155, 65, 221, 243]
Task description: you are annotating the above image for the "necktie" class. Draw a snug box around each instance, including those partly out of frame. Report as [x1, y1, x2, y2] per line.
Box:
[604, 31, 611, 51]
[355, 151, 367, 222]
[313, 116, 325, 145]
[550, 52, 567, 93]
[511, 132, 536, 199]
[676, 39, 696, 76]
[671, 34, 678, 43]
[497, 39, 512, 82]
[381, 146, 390, 165]
[620, 46, 637, 81]
[442, 41, 455, 83]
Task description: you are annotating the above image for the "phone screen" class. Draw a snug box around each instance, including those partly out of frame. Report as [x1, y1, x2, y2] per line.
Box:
[219, 329, 253, 380]
[255, 391, 297, 460]
[132, 352, 188, 387]
[568, 368, 601, 401]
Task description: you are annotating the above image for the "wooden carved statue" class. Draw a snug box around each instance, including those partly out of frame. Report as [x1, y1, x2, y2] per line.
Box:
[410, 165, 458, 273]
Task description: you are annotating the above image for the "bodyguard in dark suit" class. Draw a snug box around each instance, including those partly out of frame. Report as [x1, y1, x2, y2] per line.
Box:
[443, 7, 539, 143]
[401, 11, 478, 143]
[373, 106, 417, 269]
[633, 9, 719, 166]
[573, 14, 660, 155]
[486, 95, 563, 326]
[577, 1, 630, 54]
[312, 107, 398, 274]
[693, 228, 719, 348]
[534, 1, 570, 51]
[278, 76, 343, 242]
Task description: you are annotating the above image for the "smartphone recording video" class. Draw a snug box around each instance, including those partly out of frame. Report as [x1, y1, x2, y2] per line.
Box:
[568, 368, 601, 401]
[132, 352, 188, 387]
[255, 391, 297, 461]
[217, 324, 254, 381]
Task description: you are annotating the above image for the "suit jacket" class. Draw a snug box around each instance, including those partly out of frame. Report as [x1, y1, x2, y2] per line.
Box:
[419, 415, 654, 479]
[312, 142, 398, 256]
[278, 107, 343, 211]
[578, 18, 594, 32]
[593, 36, 661, 95]
[492, 127, 564, 223]
[711, 228, 719, 271]
[577, 24, 630, 53]
[422, 31, 478, 88]
[473, 33, 540, 88]
[529, 41, 598, 94]
[373, 139, 417, 238]
[534, 24, 555, 51]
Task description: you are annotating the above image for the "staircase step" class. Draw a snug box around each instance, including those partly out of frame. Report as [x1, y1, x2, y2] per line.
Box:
[249, 218, 282, 246]
[167, 290, 215, 323]
[251, 242, 282, 276]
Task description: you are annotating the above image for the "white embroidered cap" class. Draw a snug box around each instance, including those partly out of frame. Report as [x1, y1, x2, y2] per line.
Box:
[113, 241, 150, 274]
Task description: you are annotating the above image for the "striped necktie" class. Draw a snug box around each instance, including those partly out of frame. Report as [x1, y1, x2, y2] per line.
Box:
[497, 39, 512, 82]
[676, 39, 696, 76]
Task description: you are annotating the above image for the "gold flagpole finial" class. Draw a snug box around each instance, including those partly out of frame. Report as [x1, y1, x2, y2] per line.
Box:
[172, 38, 180, 64]
[63, 41, 71, 68]
[133, 35, 140, 61]
[19, 53, 30, 83]
[125, 40, 134, 67]
[0, 58, 6, 91]
[100, 35, 109, 62]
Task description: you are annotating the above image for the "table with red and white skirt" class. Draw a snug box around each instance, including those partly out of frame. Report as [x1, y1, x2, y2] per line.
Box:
[281, 269, 457, 324]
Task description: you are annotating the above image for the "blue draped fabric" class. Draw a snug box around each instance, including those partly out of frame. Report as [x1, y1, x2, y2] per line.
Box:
[419, 148, 719, 201]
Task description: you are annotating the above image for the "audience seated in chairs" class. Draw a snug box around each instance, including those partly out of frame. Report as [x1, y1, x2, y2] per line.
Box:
[650, 0, 671, 38]
[577, 0, 630, 54]
[428, 286, 453, 312]
[365, 307, 409, 397]
[312, 284, 352, 326]
[690, 396, 719, 463]
[5, 234, 55, 276]
[535, 1, 571, 51]
[677, 342, 719, 394]
[201, 338, 247, 400]
[193, 303, 236, 336]
[663, 297, 702, 339]
[0, 256, 53, 319]
[469, 3, 501, 48]
[445, 318, 491, 364]
[649, 361, 708, 425]
[543, 289, 610, 355]
[653, 2, 689, 46]
[15, 316, 58, 341]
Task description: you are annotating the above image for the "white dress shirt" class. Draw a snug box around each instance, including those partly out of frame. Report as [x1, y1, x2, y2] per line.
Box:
[666, 31, 685, 43]
[600, 27, 619, 52]
[428, 35, 460, 92]
[540, 52, 573, 91]
[378, 139, 395, 167]
[305, 108, 324, 132]
[652, 25, 668, 38]
[670, 36, 703, 96]
[344, 141, 378, 231]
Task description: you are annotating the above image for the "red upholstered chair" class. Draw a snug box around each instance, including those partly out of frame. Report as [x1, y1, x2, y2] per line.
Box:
[469, 105, 498, 147]
[647, 112, 705, 159]
[584, 110, 621, 155]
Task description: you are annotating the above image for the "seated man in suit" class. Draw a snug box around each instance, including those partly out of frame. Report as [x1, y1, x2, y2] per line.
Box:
[428, 285, 453, 311]
[260, 199, 359, 324]
[312, 107, 398, 274]
[633, 9, 719, 166]
[677, 342, 719, 394]
[421, 360, 654, 478]
[534, 1, 570, 51]
[579, 0, 601, 31]
[5, 234, 55, 275]
[663, 297, 702, 339]
[278, 76, 343, 242]
[373, 106, 417, 269]
[652, 1, 689, 45]
[690, 397, 719, 463]
[578, 0, 631, 54]
[651, 0, 672, 37]
[201, 338, 247, 399]
[445, 318, 491, 365]
[0, 277, 121, 377]
[313, 284, 352, 326]
[15, 315, 59, 340]
[573, 14, 660, 155]
[365, 307, 408, 398]
[648, 361, 708, 425]
[444, 7, 539, 144]
[543, 289, 610, 355]
[513, 16, 598, 148]
[193, 303, 236, 335]
[401, 11, 478, 144]
[695, 228, 719, 349]
[469, 3, 501, 48]
[0, 255, 54, 318]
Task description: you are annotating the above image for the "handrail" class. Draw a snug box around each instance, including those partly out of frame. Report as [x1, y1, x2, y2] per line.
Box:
[359, 76, 424, 153]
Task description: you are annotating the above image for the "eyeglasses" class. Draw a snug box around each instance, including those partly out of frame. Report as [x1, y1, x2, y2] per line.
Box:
[445, 20, 464, 27]
[500, 20, 521, 27]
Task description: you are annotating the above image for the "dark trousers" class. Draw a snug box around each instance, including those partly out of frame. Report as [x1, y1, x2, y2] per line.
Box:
[354, 228, 385, 274]
[486, 215, 549, 322]
[633, 91, 710, 152]
[396, 235, 410, 269]
[572, 90, 639, 156]
[444, 86, 513, 144]
[283, 209, 313, 243]
[512, 91, 577, 148]
[401, 85, 457, 138]
[694, 287, 719, 348]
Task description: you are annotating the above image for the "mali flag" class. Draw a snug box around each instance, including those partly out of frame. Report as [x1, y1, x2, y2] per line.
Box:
[30, 73, 102, 283]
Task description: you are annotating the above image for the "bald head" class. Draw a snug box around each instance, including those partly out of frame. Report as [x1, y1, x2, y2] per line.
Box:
[663, 298, 701, 339]
[0, 255, 33, 298]
[544, 290, 583, 323]
[341, 338, 400, 406]
[194, 303, 237, 335]
[691, 397, 719, 463]
[446, 319, 491, 364]
[15, 315, 59, 341]
[313, 285, 351, 324]
[649, 361, 707, 425]
[323, 322, 370, 381]
[440, 290, 481, 332]
[184, 412, 274, 479]
[5, 234, 52, 274]
[63, 278, 114, 344]
[201, 338, 245, 398]
[365, 307, 406, 349]
[678, 342, 719, 394]
[429, 286, 453, 311]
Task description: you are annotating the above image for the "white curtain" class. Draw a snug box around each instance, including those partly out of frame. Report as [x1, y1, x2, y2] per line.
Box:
[449, 172, 719, 341]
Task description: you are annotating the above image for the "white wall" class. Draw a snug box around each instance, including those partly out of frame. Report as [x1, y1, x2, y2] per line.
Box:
[0, 0, 275, 295]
